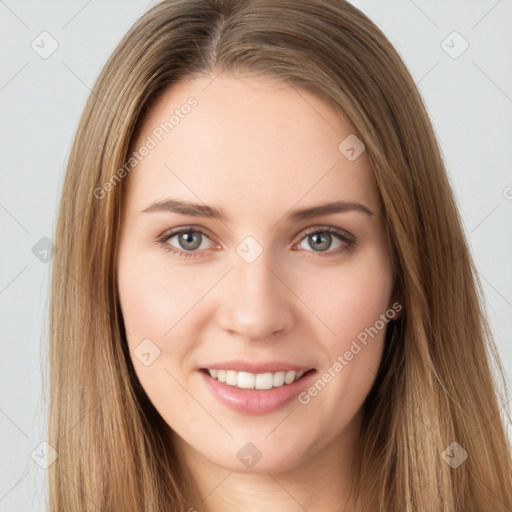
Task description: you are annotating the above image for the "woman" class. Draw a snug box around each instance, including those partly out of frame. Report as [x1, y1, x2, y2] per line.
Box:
[48, 0, 512, 510]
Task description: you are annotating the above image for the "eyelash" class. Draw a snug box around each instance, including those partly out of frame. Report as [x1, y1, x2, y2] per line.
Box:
[157, 226, 355, 259]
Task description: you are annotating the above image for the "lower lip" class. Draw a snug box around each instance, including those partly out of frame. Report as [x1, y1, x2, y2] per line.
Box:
[198, 369, 317, 415]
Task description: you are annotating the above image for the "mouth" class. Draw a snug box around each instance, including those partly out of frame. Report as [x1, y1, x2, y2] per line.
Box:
[199, 366, 317, 414]
[200, 368, 316, 390]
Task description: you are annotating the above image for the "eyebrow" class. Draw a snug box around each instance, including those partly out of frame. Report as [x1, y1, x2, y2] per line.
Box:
[141, 198, 375, 221]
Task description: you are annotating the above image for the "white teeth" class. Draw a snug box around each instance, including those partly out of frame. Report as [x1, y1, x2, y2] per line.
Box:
[207, 368, 308, 390]
[284, 371, 296, 384]
[273, 371, 285, 387]
[237, 371, 255, 389]
[255, 373, 273, 390]
[226, 370, 237, 386]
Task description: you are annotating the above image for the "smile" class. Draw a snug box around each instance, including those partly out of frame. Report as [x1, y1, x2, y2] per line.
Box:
[206, 369, 308, 390]
[199, 367, 317, 414]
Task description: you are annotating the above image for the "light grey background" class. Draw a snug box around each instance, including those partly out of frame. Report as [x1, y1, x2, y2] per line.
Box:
[1, 1, 511, 510]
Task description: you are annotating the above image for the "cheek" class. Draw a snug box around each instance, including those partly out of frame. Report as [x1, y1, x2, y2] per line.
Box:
[292, 251, 393, 408]
[295, 251, 393, 349]
[116, 250, 205, 415]
[117, 250, 207, 340]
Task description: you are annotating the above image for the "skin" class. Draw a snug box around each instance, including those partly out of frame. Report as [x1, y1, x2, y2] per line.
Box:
[116, 73, 397, 511]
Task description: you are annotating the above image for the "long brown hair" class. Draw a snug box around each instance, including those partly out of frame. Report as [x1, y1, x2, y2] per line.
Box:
[48, 0, 512, 510]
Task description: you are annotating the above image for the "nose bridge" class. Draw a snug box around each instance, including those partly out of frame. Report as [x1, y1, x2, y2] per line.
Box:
[218, 239, 294, 340]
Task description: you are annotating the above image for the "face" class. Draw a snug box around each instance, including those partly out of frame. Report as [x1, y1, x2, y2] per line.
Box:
[116, 73, 396, 475]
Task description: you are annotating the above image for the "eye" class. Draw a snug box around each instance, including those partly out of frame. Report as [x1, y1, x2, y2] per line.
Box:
[157, 226, 355, 259]
[159, 227, 214, 258]
[294, 226, 355, 257]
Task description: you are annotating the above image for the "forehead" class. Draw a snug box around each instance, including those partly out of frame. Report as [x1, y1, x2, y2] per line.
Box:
[124, 74, 380, 217]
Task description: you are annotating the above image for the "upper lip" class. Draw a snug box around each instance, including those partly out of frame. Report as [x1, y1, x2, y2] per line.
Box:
[201, 359, 314, 374]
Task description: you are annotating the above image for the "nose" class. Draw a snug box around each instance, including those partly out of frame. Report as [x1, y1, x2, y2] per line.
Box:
[215, 248, 296, 342]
